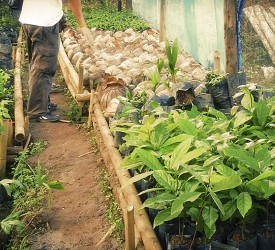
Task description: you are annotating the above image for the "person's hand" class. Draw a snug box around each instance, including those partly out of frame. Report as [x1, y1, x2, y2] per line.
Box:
[79, 26, 93, 46]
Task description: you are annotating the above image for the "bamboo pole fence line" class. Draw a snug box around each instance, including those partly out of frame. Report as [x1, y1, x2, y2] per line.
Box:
[92, 96, 162, 250]
[14, 28, 25, 142]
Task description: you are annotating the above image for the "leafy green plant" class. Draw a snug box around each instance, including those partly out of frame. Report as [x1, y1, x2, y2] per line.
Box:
[1, 142, 64, 249]
[100, 171, 124, 243]
[0, 69, 14, 120]
[117, 87, 275, 244]
[165, 39, 179, 83]
[205, 69, 225, 86]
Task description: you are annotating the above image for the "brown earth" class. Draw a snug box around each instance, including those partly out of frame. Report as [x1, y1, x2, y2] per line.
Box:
[26, 86, 124, 250]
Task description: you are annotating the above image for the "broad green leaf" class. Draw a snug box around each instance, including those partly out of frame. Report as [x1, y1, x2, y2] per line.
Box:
[150, 122, 170, 150]
[153, 170, 178, 191]
[204, 223, 216, 240]
[209, 190, 225, 215]
[168, 139, 192, 170]
[186, 208, 201, 227]
[120, 156, 143, 169]
[202, 206, 218, 230]
[211, 174, 242, 192]
[136, 148, 163, 170]
[203, 155, 221, 167]
[241, 90, 255, 111]
[234, 110, 252, 128]
[47, 180, 64, 190]
[178, 148, 207, 166]
[177, 117, 198, 136]
[171, 192, 202, 215]
[220, 200, 237, 221]
[237, 192, 252, 218]
[223, 145, 260, 172]
[121, 171, 153, 189]
[247, 171, 275, 184]
[141, 192, 176, 210]
[255, 100, 270, 127]
[207, 107, 227, 120]
[161, 134, 193, 148]
[255, 147, 271, 168]
[153, 208, 180, 228]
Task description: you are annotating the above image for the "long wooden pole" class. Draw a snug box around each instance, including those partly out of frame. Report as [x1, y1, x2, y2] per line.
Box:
[14, 28, 25, 142]
[92, 97, 161, 250]
[224, 0, 238, 74]
[159, 0, 167, 42]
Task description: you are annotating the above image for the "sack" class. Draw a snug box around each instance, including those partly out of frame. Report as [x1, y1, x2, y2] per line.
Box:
[8, 0, 23, 10]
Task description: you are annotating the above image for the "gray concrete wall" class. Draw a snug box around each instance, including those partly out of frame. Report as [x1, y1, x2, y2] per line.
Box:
[132, 0, 226, 72]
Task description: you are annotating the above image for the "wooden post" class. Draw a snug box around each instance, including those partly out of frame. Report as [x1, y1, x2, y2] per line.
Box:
[214, 50, 221, 75]
[126, 0, 133, 11]
[159, 0, 167, 42]
[78, 64, 84, 94]
[125, 206, 135, 250]
[87, 89, 95, 128]
[224, 0, 238, 74]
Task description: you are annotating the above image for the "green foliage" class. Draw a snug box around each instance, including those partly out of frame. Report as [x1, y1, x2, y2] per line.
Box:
[66, 4, 150, 32]
[0, 69, 14, 120]
[118, 88, 275, 241]
[165, 39, 179, 83]
[205, 69, 225, 86]
[0, 1, 20, 27]
[63, 88, 82, 123]
[100, 171, 124, 243]
[1, 142, 64, 249]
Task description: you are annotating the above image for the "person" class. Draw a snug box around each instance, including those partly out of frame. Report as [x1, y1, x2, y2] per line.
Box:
[19, 0, 93, 122]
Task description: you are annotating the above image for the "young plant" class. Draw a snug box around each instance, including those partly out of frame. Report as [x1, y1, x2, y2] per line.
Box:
[165, 39, 179, 83]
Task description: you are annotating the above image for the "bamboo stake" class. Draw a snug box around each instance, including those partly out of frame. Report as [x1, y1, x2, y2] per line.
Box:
[87, 89, 95, 128]
[125, 206, 135, 250]
[92, 96, 161, 250]
[14, 28, 25, 142]
[78, 64, 84, 94]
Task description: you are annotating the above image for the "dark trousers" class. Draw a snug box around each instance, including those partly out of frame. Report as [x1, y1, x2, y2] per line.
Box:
[23, 23, 60, 117]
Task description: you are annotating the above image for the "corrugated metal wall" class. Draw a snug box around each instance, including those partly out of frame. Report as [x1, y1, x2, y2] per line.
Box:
[132, 0, 226, 72]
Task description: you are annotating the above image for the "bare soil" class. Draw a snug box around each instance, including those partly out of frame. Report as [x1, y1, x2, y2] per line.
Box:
[26, 89, 124, 250]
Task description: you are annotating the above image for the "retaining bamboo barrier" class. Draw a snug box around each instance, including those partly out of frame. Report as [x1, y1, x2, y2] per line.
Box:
[58, 38, 162, 250]
[14, 28, 25, 142]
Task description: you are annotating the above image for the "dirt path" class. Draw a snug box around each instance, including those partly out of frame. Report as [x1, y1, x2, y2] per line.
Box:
[27, 90, 123, 250]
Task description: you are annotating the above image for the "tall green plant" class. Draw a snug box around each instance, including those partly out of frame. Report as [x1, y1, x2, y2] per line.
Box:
[165, 39, 179, 83]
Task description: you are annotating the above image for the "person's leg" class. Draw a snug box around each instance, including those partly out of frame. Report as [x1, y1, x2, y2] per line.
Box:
[24, 23, 60, 118]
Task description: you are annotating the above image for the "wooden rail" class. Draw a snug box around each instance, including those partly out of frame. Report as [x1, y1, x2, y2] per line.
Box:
[14, 28, 25, 142]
